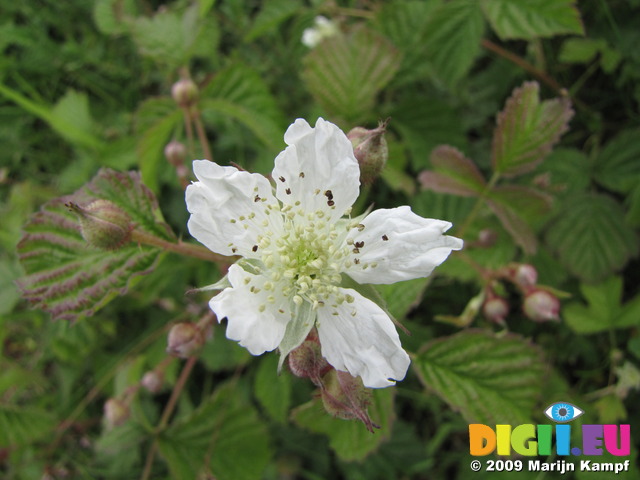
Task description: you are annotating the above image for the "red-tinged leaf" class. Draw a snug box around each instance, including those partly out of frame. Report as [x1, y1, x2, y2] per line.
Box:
[419, 145, 486, 196]
[492, 81, 573, 177]
[17, 169, 174, 321]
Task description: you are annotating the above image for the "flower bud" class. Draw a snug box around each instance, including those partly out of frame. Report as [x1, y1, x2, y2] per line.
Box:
[171, 78, 198, 108]
[288, 329, 330, 385]
[482, 296, 509, 325]
[513, 264, 538, 288]
[67, 200, 132, 250]
[103, 397, 129, 429]
[141, 370, 163, 394]
[523, 289, 560, 322]
[164, 140, 187, 167]
[320, 370, 377, 432]
[166, 322, 204, 358]
[347, 122, 389, 185]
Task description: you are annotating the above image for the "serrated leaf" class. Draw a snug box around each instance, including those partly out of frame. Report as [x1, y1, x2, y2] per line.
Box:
[545, 193, 638, 281]
[244, 0, 300, 42]
[594, 129, 640, 194]
[414, 330, 545, 425]
[254, 354, 292, 423]
[481, 0, 584, 40]
[422, 0, 485, 86]
[292, 387, 394, 461]
[492, 81, 573, 177]
[419, 145, 486, 197]
[302, 26, 401, 123]
[487, 185, 553, 254]
[0, 404, 55, 447]
[17, 169, 174, 321]
[158, 382, 271, 480]
[563, 276, 640, 334]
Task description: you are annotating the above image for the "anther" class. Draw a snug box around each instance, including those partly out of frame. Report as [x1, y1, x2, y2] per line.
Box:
[382, 234, 389, 241]
[279, 176, 286, 182]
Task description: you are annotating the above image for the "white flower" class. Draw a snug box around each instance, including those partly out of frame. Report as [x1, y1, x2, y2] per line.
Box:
[186, 118, 463, 388]
[302, 16, 339, 48]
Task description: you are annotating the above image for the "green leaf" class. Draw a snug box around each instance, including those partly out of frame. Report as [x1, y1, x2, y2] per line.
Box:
[302, 26, 401, 123]
[545, 193, 638, 281]
[414, 330, 545, 425]
[419, 145, 486, 197]
[487, 185, 553, 254]
[158, 381, 271, 480]
[17, 169, 174, 321]
[0, 404, 55, 447]
[292, 388, 394, 461]
[244, 0, 300, 42]
[375, 278, 430, 321]
[594, 129, 640, 194]
[563, 276, 640, 334]
[421, 0, 485, 86]
[254, 354, 292, 423]
[492, 81, 574, 177]
[481, 0, 584, 40]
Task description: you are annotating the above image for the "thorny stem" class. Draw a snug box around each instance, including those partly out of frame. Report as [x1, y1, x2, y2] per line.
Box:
[456, 172, 500, 238]
[141, 356, 198, 480]
[131, 229, 234, 264]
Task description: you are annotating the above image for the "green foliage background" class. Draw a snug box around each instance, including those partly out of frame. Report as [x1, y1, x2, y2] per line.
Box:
[1, 0, 639, 478]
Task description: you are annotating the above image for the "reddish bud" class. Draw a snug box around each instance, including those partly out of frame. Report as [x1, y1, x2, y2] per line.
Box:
[513, 264, 538, 288]
[141, 371, 163, 394]
[67, 200, 131, 250]
[482, 296, 509, 325]
[288, 329, 331, 385]
[164, 140, 187, 167]
[347, 121, 389, 185]
[523, 289, 560, 322]
[166, 322, 205, 358]
[171, 78, 198, 108]
[103, 397, 129, 429]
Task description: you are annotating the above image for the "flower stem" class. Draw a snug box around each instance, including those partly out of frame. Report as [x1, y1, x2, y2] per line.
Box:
[131, 229, 233, 263]
[193, 111, 213, 162]
[456, 171, 500, 238]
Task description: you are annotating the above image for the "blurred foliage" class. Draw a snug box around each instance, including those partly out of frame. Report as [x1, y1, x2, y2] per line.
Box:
[1, 0, 639, 479]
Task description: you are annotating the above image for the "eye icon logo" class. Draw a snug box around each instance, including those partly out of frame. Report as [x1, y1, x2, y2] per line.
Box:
[544, 402, 584, 423]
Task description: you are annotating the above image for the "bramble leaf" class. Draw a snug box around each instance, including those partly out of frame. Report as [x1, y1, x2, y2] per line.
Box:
[17, 169, 174, 321]
[302, 27, 401, 123]
[158, 382, 271, 480]
[0, 405, 55, 448]
[481, 0, 584, 40]
[545, 193, 638, 281]
[414, 330, 545, 425]
[419, 145, 486, 197]
[492, 81, 573, 177]
[594, 129, 640, 194]
[564, 277, 640, 334]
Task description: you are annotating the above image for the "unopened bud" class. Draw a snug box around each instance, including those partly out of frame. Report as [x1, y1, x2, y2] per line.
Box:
[347, 122, 389, 185]
[167, 322, 204, 358]
[482, 296, 509, 325]
[141, 370, 163, 394]
[288, 329, 331, 385]
[513, 264, 538, 288]
[103, 397, 129, 429]
[523, 289, 560, 322]
[477, 229, 498, 247]
[321, 370, 377, 432]
[67, 200, 132, 250]
[164, 140, 187, 167]
[171, 78, 198, 108]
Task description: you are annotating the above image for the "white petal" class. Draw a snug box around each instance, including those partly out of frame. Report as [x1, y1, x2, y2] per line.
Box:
[272, 118, 360, 223]
[316, 288, 410, 388]
[186, 160, 282, 257]
[345, 206, 463, 284]
[210, 264, 292, 355]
